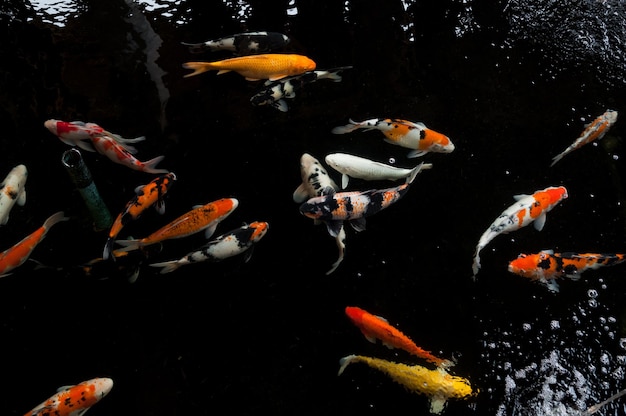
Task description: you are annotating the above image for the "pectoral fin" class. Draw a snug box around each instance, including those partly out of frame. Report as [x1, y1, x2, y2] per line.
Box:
[429, 396, 447, 415]
[17, 189, 26, 206]
[533, 213, 546, 231]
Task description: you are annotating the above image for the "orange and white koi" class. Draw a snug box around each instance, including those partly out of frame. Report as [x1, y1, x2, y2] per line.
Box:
[182, 53, 316, 81]
[0, 211, 68, 277]
[24, 377, 113, 416]
[115, 197, 239, 252]
[293, 153, 345, 275]
[182, 31, 290, 55]
[508, 250, 626, 292]
[338, 354, 475, 415]
[550, 110, 618, 167]
[299, 180, 414, 238]
[150, 221, 269, 274]
[472, 186, 568, 278]
[345, 306, 452, 368]
[90, 134, 168, 174]
[331, 118, 454, 158]
[44, 119, 145, 152]
[0, 164, 27, 225]
[103, 172, 177, 260]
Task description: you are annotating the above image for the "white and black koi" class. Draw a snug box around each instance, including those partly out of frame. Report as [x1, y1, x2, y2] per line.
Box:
[0, 164, 27, 225]
[150, 221, 269, 274]
[182, 31, 290, 55]
[251, 66, 352, 112]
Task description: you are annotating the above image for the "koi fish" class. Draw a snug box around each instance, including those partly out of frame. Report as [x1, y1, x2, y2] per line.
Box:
[293, 153, 345, 275]
[115, 197, 239, 252]
[508, 250, 626, 292]
[338, 354, 475, 415]
[90, 134, 169, 174]
[0, 211, 68, 277]
[550, 110, 618, 167]
[24, 377, 113, 416]
[103, 172, 177, 260]
[182, 53, 317, 81]
[182, 31, 290, 54]
[0, 164, 27, 225]
[250, 66, 352, 112]
[331, 118, 454, 158]
[472, 186, 568, 278]
[345, 306, 452, 368]
[44, 119, 145, 152]
[325, 153, 432, 189]
[299, 180, 414, 238]
[150, 221, 269, 274]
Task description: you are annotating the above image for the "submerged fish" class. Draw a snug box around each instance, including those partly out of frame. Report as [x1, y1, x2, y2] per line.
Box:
[331, 118, 454, 158]
[24, 377, 113, 416]
[325, 152, 431, 188]
[104, 172, 177, 260]
[150, 221, 269, 274]
[182, 53, 316, 81]
[44, 119, 146, 152]
[250, 66, 352, 112]
[345, 306, 452, 368]
[508, 250, 626, 292]
[472, 186, 568, 279]
[90, 134, 168, 174]
[550, 110, 618, 167]
[182, 31, 290, 54]
[338, 354, 475, 415]
[0, 164, 27, 225]
[0, 211, 68, 277]
[115, 197, 239, 252]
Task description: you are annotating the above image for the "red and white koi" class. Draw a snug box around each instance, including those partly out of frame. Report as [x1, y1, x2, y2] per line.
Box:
[44, 119, 145, 152]
[103, 172, 177, 260]
[325, 152, 431, 189]
[182, 31, 291, 55]
[508, 250, 626, 292]
[24, 377, 113, 416]
[115, 197, 239, 252]
[293, 153, 345, 275]
[0, 211, 68, 277]
[0, 164, 27, 225]
[550, 110, 618, 167]
[472, 186, 568, 278]
[331, 118, 454, 158]
[90, 134, 168, 174]
[150, 221, 269, 274]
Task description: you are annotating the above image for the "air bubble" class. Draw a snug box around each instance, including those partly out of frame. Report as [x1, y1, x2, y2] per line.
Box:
[388, 157, 395, 164]
[587, 289, 598, 298]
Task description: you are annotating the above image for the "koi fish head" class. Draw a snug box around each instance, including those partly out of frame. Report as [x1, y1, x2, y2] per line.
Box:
[299, 196, 328, 220]
[539, 186, 568, 209]
[507, 252, 551, 280]
[293, 55, 317, 74]
[423, 129, 455, 153]
[605, 109, 619, 124]
[44, 119, 61, 135]
[248, 221, 269, 241]
[345, 306, 367, 325]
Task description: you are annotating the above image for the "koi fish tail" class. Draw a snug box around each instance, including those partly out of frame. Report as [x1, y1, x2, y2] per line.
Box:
[182, 62, 217, 78]
[549, 150, 568, 167]
[326, 226, 346, 275]
[102, 238, 115, 261]
[149, 260, 181, 274]
[406, 162, 431, 185]
[115, 239, 142, 253]
[337, 354, 359, 376]
[331, 119, 364, 135]
[43, 211, 70, 230]
[471, 247, 482, 280]
[141, 156, 169, 174]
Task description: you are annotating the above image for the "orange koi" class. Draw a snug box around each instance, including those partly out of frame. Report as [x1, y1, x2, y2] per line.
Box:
[508, 250, 626, 292]
[103, 172, 177, 260]
[345, 306, 452, 368]
[551, 110, 618, 167]
[331, 118, 454, 158]
[472, 186, 568, 278]
[0, 211, 68, 277]
[182, 53, 316, 81]
[24, 377, 113, 416]
[115, 197, 239, 252]
[338, 354, 475, 415]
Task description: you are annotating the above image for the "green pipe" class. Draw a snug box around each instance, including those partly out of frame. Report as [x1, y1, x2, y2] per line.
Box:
[62, 148, 113, 231]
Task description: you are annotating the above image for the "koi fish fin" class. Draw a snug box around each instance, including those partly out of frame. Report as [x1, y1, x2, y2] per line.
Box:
[326, 226, 346, 275]
[104, 131, 146, 144]
[17, 189, 26, 206]
[540, 249, 555, 255]
[43, 211, 69, 229]
[243, 247, 254, 263]
[268, 74, 288, 81]
[331, 120, 361, 135]
[103, 238, 115, 261]
[271, 99, 289, 112]
[513, 193, 531, 201]
[155, 200, 166, 215]
[363, 332, 378, 344]
[533, 213, 547, 231]
[337, 354, 358, 376]
[128, 267, 141, 283]
[550, 150, 568, 167]
[182, 62, 215, 78]
[406, 149, 427, 158]
[349, 218, 367, 233]
[406, 162, 427, 185]
[293, 184, 309, 203]
[141, 155, 169, 174]
[76, 139, 97, 152]
[204, 223, 218, 239]
[115, 239, 141, 253]
[341, 173, 350, 189]
[150, 260, 181, 274]
[325, 220, 344, 238]
[543, 278, 560, 293]
[245, 76, 262, 81]
[429, 396, 447, 415]
[0, 272, 13, 278]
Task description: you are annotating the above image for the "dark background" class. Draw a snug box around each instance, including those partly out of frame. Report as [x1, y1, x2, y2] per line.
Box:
[2, 1, 626, 415]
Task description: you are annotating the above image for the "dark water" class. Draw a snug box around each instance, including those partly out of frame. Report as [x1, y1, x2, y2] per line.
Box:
[3, 1, 626, 415]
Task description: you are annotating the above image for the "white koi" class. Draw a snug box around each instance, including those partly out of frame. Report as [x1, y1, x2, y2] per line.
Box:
[0, 164, 27, 225]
